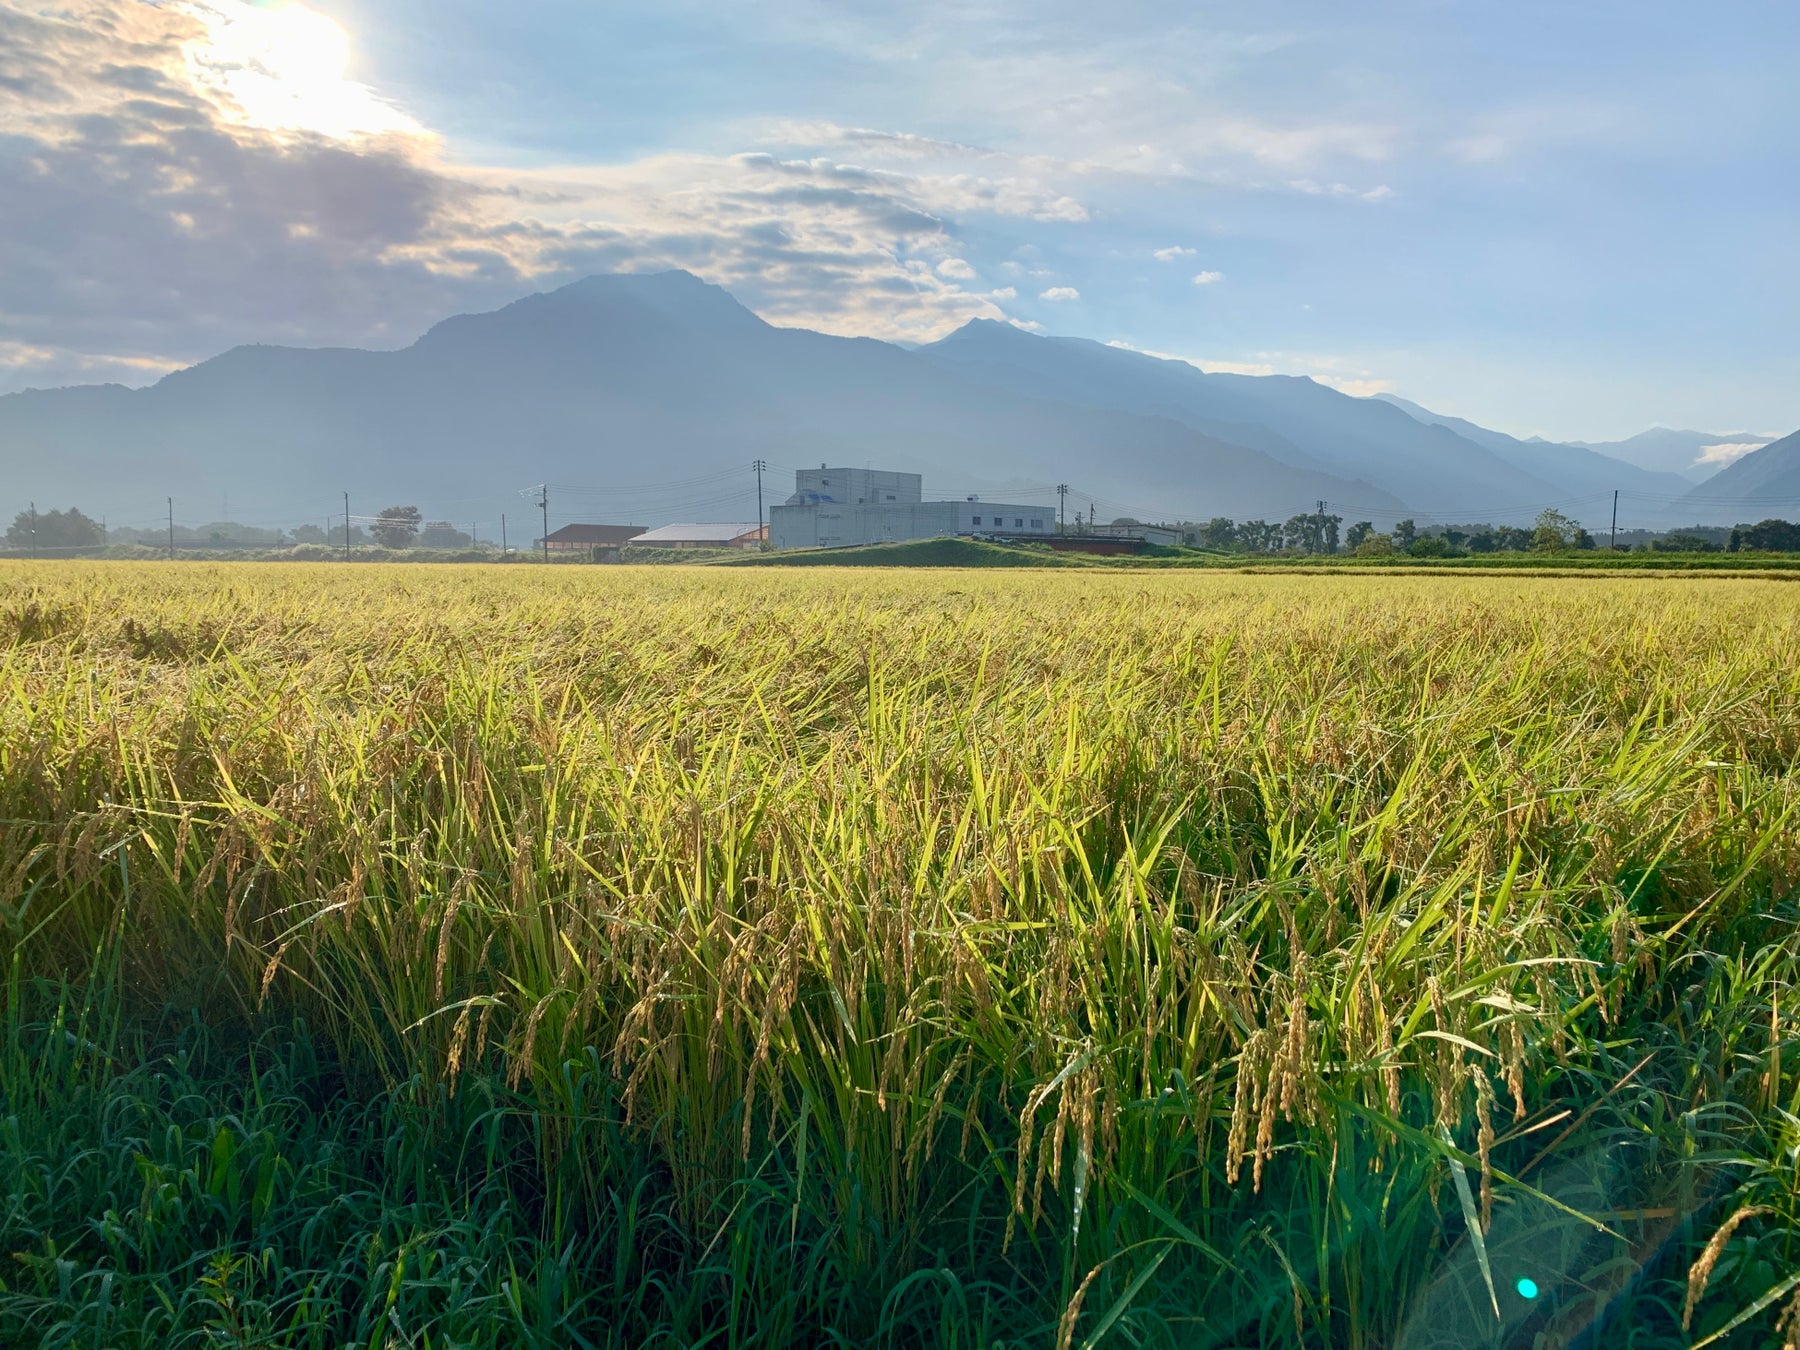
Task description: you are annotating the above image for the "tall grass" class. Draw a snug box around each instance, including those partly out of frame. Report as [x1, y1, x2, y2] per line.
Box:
[3, 562, 1797, 1346]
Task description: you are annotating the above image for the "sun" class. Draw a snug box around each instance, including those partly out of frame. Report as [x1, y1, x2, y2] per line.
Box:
[234, 5, 352, 85]
[183, 1, 423, 141]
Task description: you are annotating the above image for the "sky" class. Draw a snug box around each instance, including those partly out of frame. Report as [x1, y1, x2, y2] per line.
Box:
[1, 0, 1796, 442]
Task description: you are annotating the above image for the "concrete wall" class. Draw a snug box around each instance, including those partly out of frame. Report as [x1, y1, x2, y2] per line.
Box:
[770, 500, 1054, 549]
[790, 467, 923, 506]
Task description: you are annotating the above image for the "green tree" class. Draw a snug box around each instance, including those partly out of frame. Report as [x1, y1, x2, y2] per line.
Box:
[1199, 517, 1239, 551]
[1320, 512, 1342, 554]
[419, 520, 473, 550]
[1239, 519, 1278, 554]
[4, 506, 103, 554]
[1738, 519, 1800, 551]
[1346, 521, 1374, 551]
[1531, 507, 1578, 552]
[372, 505, 423, 549]
[1394, 518, 1417, 548]
[1655, 532, 1719, 553]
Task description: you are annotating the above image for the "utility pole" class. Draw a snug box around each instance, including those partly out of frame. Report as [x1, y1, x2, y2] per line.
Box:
[471, 521, 477, 551]
[167, 498, 175, 559]
[753, 459, 767, 542]
[501, 514, 507, 554]
[1610, 489, 1619, 551]
[343, 492, 351, 561]
[537, 484, 549, 564]
[27, 501, 37, 558]
[1056, 483, 1069, 532]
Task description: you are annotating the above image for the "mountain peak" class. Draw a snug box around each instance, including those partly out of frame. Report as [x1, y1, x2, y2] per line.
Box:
[536, 268, 763, 320]
[927, 317, 1041, 349]
[414, 267, 767, 354]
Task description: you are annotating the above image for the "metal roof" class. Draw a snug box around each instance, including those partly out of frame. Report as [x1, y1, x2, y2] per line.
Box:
[542, 523, 647, 544]
[629, 523, 764, 544]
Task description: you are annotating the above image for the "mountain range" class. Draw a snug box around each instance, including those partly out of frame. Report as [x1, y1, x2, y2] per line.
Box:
[1, 269, 1792, 533]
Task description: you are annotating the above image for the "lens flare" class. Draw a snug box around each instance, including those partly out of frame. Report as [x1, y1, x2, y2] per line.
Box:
[183, 2, 422, 140]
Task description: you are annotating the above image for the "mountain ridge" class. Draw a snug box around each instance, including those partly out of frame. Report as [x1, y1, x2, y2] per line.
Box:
[2, 269, 1791, 532]
[0, 270, 1405, 529]
[1677, 429, 1800, 514]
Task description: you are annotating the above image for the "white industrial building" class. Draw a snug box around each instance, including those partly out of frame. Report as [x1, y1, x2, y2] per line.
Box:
[769, 466, 1054, 549]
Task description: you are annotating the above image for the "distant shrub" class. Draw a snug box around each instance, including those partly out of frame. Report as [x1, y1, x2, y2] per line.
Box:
[1406, 535, 1453, 558]
[1653, 533, 1721, 553]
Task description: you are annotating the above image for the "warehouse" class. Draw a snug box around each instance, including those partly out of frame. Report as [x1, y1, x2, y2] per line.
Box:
[541, 523, 647, 552]
[627, 523, 767, 549]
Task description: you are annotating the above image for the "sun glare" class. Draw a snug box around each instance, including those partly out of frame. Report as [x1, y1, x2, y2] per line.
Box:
[183, 2, 423, 140]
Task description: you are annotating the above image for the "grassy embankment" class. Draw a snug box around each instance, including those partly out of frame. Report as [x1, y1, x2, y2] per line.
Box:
[2, 563, 1797, 1347]
[14, 538, 1800, 571]
[723, 536, 1800, 572]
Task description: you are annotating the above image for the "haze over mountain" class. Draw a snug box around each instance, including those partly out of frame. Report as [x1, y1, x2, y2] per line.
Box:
[918, 324, 1711, 524]
[1676, 429, 1800, 516]
[2, 270, 1793, 536]
[1565, 428, 1775, 482]
[1372, 394, 1696, 504]
[0, 271, 1404, 532]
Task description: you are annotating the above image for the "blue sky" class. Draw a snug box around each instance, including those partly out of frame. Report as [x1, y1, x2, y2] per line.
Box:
[2, 0, 1795, 439]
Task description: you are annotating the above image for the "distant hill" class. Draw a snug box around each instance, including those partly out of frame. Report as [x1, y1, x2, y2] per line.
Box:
[1, 270, 1785, 533]
[917, 321, 1565, 525]
[1566, 427, 1774, 482]
[1676, 428, 1800, 517]
[1373, 394, 1694, 511]
[0, 271, 1400, 529]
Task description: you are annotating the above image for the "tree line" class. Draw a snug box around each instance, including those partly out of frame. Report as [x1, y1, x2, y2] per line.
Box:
[2, 506, 487, 554]
[1181, 509, 1800, 557]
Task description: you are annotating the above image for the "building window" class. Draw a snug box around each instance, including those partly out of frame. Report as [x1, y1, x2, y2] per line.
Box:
[972, 516, 982, 526]
[1014, 518, 1023, 528]
[1030, 519, 1043, 528]
[886, 494, 895, 501]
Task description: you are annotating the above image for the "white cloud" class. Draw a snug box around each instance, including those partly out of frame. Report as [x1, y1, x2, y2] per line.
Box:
[1153, 245, 1196, 261]
[1191, 270, 1224, 285]
[1, 1, 1131, 388]
[989, 286, 1016, 300]
[1320, 376, 1397, 397]
[1445, 98, 1633, 165]
[1287, 178, 1394, 200]
[1039, 286, 1080, 301]
[772, 117, 1398, 206]
[1103, 337, 1393, 393]
[1107, 339, 1273, 375]
[1695, 440, 1768, 468]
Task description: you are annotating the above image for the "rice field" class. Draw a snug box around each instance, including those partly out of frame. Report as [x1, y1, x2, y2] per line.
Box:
[2, 562, 1797, 1348]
